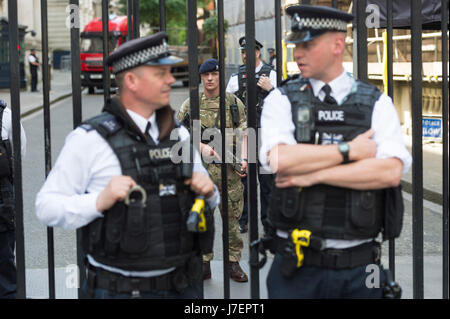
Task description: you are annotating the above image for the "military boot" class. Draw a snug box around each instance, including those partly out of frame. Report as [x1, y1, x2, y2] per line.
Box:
[203, 261, 211, 280]
[229, 261, 248, 282]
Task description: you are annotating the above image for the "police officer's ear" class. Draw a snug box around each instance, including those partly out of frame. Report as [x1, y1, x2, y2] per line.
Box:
[331, 32, 346, 56]
[122, 70, 140, 93]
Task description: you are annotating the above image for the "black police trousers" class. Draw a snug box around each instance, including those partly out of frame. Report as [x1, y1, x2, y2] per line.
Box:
[266, 253, 384, 299]
[0, 186, 16, 299]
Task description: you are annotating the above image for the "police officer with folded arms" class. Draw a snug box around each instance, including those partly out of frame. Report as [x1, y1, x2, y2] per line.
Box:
[35, 32, 219, 299]
[1, 99, 26, 299]
[258, 5, 411, 298]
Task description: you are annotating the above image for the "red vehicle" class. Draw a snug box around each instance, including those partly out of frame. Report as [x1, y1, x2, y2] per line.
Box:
[80, 15, 127, 94]
[81, 15, 211, 93]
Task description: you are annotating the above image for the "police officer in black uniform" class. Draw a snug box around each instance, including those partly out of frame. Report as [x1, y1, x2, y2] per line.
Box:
[28, 49, 40, 92]
[35, 32, 220, 299]
[257, 5, 411, 299]
[1, 99, 26, 299]
[226, 37, 277, 233]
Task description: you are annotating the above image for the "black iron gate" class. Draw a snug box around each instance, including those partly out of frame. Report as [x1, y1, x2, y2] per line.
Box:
[6, 0, 449, 299]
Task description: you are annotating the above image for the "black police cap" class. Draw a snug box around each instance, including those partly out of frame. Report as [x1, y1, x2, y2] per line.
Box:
[239, 36, 263, 50]
[199, 59, 219, 74]
[106, 31, 182, 74]
[285, 5, 353, 44]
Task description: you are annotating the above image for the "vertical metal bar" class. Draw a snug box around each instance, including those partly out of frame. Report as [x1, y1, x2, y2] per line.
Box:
[217, 0, 230, 300]
[411, 0, 424, 299]
[133, 0, 140, 38]
[8, 0, 26, 299]
[356, 0, 368, 81]
[274, 0, 282, 86]
[127, 0, 133, 40]
[102, 0, 111, 104]
[41, 0, 55, 299]
[441, 0, 449, 300]
[245, 0, 260, 299]
[69, 0, 84, 298]
[331, 0, 338, 8]
[386, 0, 396, 280]
[159, 0, 166, 32]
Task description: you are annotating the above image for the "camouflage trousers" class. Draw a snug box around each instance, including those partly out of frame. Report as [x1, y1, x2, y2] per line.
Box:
[203, 163, 244, 263]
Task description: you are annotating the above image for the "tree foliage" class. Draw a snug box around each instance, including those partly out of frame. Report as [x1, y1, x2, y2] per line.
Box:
[116, 1, 222, 45]
[117, 1, 211, 28]
[202, 14, 228, 44]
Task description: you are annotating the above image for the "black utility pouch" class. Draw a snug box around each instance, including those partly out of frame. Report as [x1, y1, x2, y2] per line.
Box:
[268, 187, 302, 227]
[382, 185, 404, 240]
[350, 190, 377, 229]
[280, 242, 298, 278]
[85, 218, 103, 253]
[121, 202, 148, 254]
[281, 187, 302, 220]
[104, 203, 125, 255]
[198, 207, 215, 255]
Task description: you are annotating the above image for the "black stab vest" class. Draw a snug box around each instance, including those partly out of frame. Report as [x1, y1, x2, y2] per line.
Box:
[268, 76, 386, 240]
[81, 112, 196, 271]
[234, 63, 273, 108]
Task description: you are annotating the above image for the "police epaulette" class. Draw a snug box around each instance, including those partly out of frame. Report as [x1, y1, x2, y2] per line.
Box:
[79, 123, 94, 132]
[82, 112, 122, 138]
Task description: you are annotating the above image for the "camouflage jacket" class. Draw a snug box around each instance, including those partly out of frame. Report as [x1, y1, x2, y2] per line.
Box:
[177, 92, 247, 132]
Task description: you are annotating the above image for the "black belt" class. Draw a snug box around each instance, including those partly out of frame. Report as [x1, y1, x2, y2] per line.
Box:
[303, 241, 381, 269]
[273, 237, 381, 270]
[86, 265, 183, 297]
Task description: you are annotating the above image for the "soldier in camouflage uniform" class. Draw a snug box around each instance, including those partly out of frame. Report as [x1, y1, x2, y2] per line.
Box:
[177, 59, 249, 282]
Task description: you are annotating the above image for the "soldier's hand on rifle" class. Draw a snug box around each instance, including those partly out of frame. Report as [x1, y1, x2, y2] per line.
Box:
[185, 171, 215, 199]
[96, 176, 137, 212]
[236, 159, 248, 177]
[257, 74, 273, 92]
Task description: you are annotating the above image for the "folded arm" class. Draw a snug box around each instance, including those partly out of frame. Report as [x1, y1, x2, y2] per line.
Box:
[275, 157, 403, 190]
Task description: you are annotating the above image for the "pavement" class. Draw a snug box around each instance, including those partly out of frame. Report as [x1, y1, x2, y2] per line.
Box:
[0, 69, 73, 119]
[1, 70, 447, 299]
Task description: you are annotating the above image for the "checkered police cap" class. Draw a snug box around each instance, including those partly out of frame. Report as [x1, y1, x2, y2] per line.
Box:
[106, 31, 182, 74]
[285, 5, 353, 44]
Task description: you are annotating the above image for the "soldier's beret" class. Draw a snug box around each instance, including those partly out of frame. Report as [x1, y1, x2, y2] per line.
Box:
[106, 31, 182, 74]
[285, 5, 353, 44]
[239, 36, 263, 50]
[199, 59, 219, 74]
